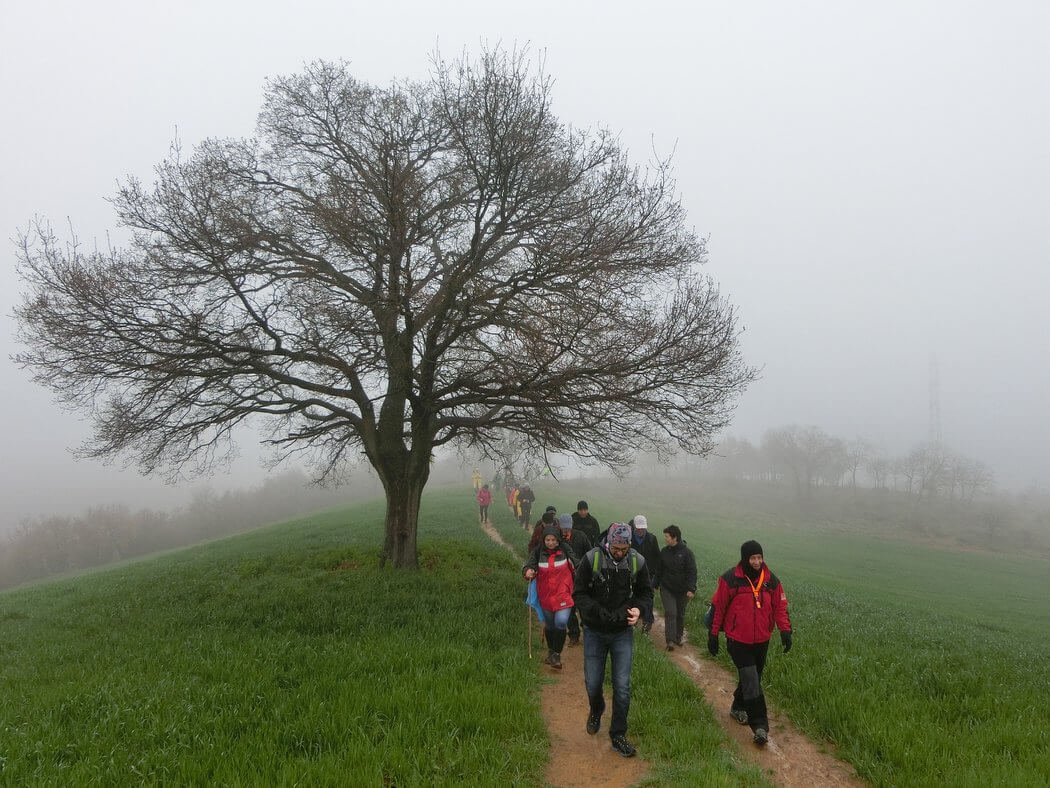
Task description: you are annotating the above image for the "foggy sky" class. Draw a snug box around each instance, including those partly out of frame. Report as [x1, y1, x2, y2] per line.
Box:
[2, 1, 1048, 527]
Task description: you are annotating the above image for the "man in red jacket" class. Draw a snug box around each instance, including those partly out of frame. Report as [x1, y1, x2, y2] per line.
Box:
[707, 540, 792, 746]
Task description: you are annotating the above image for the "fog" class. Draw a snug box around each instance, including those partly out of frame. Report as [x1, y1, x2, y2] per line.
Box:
[2, 1, 1048, 533]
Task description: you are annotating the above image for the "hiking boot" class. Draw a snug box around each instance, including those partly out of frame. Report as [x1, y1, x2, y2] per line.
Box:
[545, 651, 556, 667]
[666, 643, 675, 652]
[586, 713, 601, 735]
[753, 727, 768, 746]
[610, 735, 637, 758]
[730, 708, 749, 725]
[641, 622, 652, 634]
[567, 635, 580, 647]
[549, 651, 562, 669]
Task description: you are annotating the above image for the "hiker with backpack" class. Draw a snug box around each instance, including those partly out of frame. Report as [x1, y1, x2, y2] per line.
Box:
[707, 540, 792, 747]
[518, 484, 536, 528]
[477, 483, 492, 524]
[628, 515, 660, 634]
[572, 522, 653, 758]
[527, 506, 559, 553]
[654, 524, 697, 651]
[523, 523, 578, 669]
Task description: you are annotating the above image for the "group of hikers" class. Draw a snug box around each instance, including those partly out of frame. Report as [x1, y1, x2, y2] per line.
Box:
[472, 474, 793, 759]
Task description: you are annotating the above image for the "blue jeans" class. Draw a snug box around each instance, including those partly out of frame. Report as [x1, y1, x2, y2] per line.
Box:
[583, 627, 634, 737]
[542, 608, 573, 630]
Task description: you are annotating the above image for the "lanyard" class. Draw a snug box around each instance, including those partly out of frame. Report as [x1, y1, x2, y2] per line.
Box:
[746, 568, 766, 609]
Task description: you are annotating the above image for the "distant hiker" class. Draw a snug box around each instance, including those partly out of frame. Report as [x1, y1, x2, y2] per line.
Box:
[477, 483, 492, 523]
[509, 484, 520, 517]
[707, 540, 792, 747]
[629, 515, 660, 634]
[518, 484, 536, 528]
[655, 524, 697, 651]
[572, 500, 600, 544]
[523, 524, 578, 670]
[527, 507, 559, 553]
[573, 522, 653, 758]
[471, 468, 483, 491]
[558, 513, 592, 646]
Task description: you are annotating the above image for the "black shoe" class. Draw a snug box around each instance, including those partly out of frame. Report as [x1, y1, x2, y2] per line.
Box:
[753, 727, 768, 746]
[666, 643, 675, 651]
[586, 714, 601, 735]
[610, 735, 637, 757]
[730, 708, 749, 725]
[549, 651, 562, 669]
[568, 635, 580, 647]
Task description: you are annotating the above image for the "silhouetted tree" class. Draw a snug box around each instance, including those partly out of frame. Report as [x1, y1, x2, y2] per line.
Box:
[15, 50, 754, 568]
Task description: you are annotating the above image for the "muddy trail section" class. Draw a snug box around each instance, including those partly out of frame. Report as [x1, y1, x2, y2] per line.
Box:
[480, 518, 648, 787]
[481, 519, 863, 786]
[649, 613, 864, 787]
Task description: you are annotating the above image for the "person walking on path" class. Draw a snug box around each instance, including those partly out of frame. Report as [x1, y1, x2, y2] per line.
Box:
[557, 513, 592, 646]
[571, 500, 600, 544]
[654, 524, 697, 651]
[527, 506, 558, 553]
[707, 540, 792, 747]
[477, 483, 492, 523]
[471, 468, 483, 491]
[629, 515, 661, 634]
[572, 522, 653, 758]
[523, 524, 578, 669]
[518, 484, 536, 528]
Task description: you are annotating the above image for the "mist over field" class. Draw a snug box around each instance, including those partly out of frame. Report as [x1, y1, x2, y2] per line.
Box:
[2, 1, 1047, 539]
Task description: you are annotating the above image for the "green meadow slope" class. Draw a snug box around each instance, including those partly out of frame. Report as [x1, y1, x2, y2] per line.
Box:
[531, 478, 1050, 787]
[0, 487, 763, 786]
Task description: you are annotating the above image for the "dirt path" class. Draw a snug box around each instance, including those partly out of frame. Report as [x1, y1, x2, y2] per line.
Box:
[649, 613, 864, 787]
[481, 518, 649, 787]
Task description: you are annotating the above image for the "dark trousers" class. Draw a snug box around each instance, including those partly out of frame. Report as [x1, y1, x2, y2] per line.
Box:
[660, 589, 690, 645]
[567, 606, 581, 640]
[583, 628, 634, 737]
[727, 638, 770, 732]
[479, 504, 488, 521]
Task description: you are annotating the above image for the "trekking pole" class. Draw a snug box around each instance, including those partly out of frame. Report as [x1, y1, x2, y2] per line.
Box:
[527, 602, 533, 659]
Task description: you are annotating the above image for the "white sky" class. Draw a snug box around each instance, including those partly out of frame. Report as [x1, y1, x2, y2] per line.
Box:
[1, 0, 1048, 525]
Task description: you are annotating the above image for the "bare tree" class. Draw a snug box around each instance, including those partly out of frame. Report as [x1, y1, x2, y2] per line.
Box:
[844, 438, 873, 490]
[14, 51, 754, 568]
[865, 454, 890, 490]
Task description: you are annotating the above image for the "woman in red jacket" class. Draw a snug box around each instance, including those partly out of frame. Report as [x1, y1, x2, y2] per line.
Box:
[476, 483, 492, 523]
[523, 524, 577, 669]
[707, 540, 792, 746]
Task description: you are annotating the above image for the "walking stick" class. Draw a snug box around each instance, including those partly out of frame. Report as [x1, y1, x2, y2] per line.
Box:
[527, 600, 533, 659]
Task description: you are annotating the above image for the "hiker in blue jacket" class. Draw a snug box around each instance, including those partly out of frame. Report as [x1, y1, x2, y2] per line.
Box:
[572, 522, 653, 759]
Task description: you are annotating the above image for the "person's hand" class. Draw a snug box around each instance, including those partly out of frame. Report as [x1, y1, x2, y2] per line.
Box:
[626, 607, 641, 626]
[781, 630, 793, 653]
[524, 568, 536, 580]
[686, 591, 695, 599]
[707, 633, 719, 656]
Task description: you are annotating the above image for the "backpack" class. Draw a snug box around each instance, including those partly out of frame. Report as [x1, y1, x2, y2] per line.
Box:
[590, 547, 642, 599]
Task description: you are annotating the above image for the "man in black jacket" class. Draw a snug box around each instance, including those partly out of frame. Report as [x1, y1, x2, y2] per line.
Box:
[572, 522, 653, 759]
[571, 500, 600, 544]
[655, 524, 697, 651]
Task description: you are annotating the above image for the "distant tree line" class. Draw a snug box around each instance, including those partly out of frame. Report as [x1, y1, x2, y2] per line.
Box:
[0, 469, 384, 591]
[684, 425, 995, 504]
[654, 425, 1049, 555]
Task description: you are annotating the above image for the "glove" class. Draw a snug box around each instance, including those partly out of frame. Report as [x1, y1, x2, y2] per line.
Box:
[707, 633, 719, 657]
[781, 630, 793, 653]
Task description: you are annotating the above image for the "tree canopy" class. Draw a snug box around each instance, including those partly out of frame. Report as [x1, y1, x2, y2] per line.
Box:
[16, 50, 755, 567]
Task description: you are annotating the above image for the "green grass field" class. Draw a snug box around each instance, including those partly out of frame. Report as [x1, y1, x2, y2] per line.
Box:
[0, 487, 764, 786]
[534, 478, 1050, 787]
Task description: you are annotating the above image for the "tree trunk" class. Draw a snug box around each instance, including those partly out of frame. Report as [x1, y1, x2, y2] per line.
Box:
[381, 474, 424, 569]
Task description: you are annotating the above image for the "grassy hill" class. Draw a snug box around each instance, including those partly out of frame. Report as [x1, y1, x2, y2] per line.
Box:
[0, 486, 763, 786]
